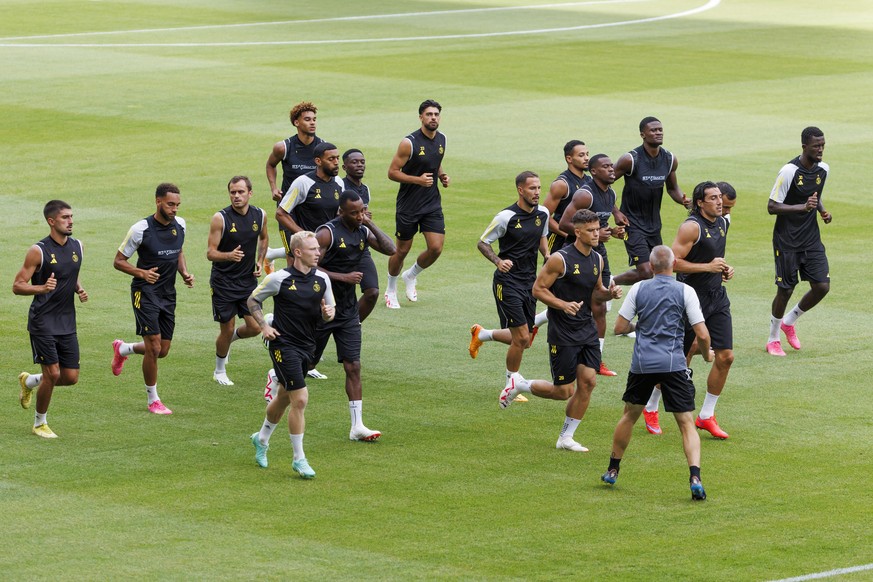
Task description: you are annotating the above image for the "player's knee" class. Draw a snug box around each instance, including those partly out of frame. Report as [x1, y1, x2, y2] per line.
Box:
[556, 384, 574, 400]
[813, 281, 830, 297]
[58, 369, 79, 386]
[361, 288, 379, 302]
[43, 367, 61, 385]
[716, 350, 734, 369]
[343, 360, 361, 376]
[638, 262, 653, 279]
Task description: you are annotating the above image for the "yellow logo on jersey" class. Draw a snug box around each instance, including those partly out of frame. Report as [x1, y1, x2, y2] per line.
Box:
[313, 281, 321, 292]
[593, 265, 599, 276]
[535, 217, 542, 227]
[314, 188, 321, 199]
[50, 253, 57, 264]
[288, 279, 297, 291]
[439, 145, 444, 154]
[172, 228, 177, 236]
[719, 228, 725, 237]
[816, 175, 822, 185]
[359, 241, 365, 250]
[705, 229, 712, 238]
[230, 222, 237, 233]
[515, 219, 522, 229]
[797, 175, 804, 186]
[339, 238, 346, 248]
[418, 146, 426, 156]
[72, 252, 79, 263]
[334, 191, 339, 200]
[253, 222, 259, 231]
[573, 263, 580, 275]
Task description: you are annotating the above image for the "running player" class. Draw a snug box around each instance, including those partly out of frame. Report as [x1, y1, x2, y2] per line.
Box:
[384, 99, 450, 308]
[111, 183, 195, 415]
[557, 153, 626, 377]
[207, 176, 269, 385]
[612, 116, 687, 285]
[264, 101, 325, 267]
[276, 142, 344, 236]
[341, 148, 380, 322]
[314, 191, 397, 441]
[544, 140, 590, 254]
[500, 209, 621, 453]
[603, 245, 712, 500]
[14, 200, 88, 438]
[766, 126, 832, 356]
[469, 171, 550, 398]
[247, 231, 335, 478]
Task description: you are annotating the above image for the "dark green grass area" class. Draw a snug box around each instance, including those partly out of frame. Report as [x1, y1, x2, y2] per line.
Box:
[1, 1, 872, 579]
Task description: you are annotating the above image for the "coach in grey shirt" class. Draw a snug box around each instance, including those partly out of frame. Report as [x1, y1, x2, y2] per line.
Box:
[600, 245, 713, 501]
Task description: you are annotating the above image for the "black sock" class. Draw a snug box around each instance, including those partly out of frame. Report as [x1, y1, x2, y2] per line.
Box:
[689, 465, 701, 481]
[608, 456, 621, 472]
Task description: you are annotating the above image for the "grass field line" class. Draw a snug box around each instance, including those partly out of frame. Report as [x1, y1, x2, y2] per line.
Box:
[768, 563, 873, 581]
[0, 0, 721, 47]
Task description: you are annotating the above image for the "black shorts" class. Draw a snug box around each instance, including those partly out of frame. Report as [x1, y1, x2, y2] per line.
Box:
[268, 341, 311, 392]
[774, 246, 830, 289]
[623, 227, 661, 267]
[549, 342, 601, 385]
[596, 245, 611, 285]
[684, 300, 733, 353]
[623, 370, 696, 413]
[132, 290, 176, 339]
[546, 232, 566, 255]
[30, 333, 80, 369]
[314, 316, 362, 363]
[211, 287, 254, 323]
[395, 209, 445, 240]
[493, 279, 535, 330]
[358, 252, 379, 292]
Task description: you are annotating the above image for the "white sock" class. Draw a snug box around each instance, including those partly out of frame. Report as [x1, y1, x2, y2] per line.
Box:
[26, 373, 42, 389]
[782, 305, 805, 327]
[146, 384, 159, 405]
[258, 418, 277, 445]
[699, 392, 719, 419]
[559, 417, 581, 439]
[514, 377, 532, 393]
[645, 388, 662, 412]
[408, 262, 423, 277]
[599, 338, 605, 353]
[290, 433, 305, 461]
[534, 310, 548, 327]
[478, 328, 493, 342]
[769, 316, 782, 342]
[231, 328, 241, 343]
[119, 342, 136, 356]
[349, 400, 363, 430]
[215, 355, 228, 374]
[34, 412, 47, 427]
[266, 246, 285, 260]
[386, 274, 398, 294]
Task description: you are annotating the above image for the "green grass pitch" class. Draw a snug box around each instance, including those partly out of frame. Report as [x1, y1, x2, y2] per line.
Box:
[1, 1, 872, 579]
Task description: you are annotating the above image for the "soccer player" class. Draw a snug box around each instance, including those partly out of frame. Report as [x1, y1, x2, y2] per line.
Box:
[247, 231, 335, 478]
[718, 181, 737, 217]
[264, 101, 325, 267]
[276, 142, 345, 236]
[557, 153, 626, 377]
[111, 183, 195, 415]
[13, 200, 88, 438]
[384, 99, 450, 308]
[500, 210, 622, 453]
[766, 126, 832, 356]
[543, 140, 590, 254]
[469, 171, 550, 396]
[314, 191, 397, 441]
[206, 176, 269, 385]
[670, 181, 735, 439]
[602, 245, 712, 500]
[341, 148, 380, 322]
[612, 116, 688, 285]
